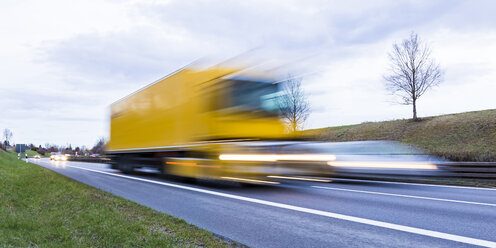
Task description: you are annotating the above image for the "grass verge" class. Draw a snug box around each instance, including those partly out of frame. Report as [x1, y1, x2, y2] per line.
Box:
[25, 149, 41, 157]
[0, 150, 240, 247]
[307, 109, 496, 161]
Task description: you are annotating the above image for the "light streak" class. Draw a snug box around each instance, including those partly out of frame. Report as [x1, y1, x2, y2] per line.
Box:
[327, 161, 437, 170]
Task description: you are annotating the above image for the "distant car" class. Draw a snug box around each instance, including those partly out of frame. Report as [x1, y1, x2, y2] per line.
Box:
[34, 155, 41, 159]
[50, 153, 67, 161]
[90, 154, 101, 158]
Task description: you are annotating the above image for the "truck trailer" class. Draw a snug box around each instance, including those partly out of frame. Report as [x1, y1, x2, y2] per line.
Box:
[107, 66, 333, 183]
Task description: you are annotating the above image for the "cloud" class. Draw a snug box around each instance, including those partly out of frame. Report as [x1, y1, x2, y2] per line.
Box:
[2, 0, 496, 146]
[40, 29, 189, 83]
[137, 0, 468, 48]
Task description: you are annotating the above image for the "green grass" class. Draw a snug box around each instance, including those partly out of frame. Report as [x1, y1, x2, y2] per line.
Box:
[25, 149, 41, 157]
[0, 150, 240, 247]
[11, 149, 41, 157]
[307, 109, 496, 162]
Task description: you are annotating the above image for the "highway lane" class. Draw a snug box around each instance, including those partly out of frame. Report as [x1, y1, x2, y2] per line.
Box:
[29, 158, 496, 248]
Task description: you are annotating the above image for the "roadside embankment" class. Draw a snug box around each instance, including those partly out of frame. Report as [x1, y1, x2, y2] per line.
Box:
[307, 109, 496, 162]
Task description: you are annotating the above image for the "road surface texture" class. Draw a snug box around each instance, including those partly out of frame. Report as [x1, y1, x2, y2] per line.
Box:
[29, 158, 496, 248]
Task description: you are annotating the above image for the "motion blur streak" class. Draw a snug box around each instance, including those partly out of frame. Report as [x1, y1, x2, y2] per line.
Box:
[166, 161, 196, 166]
[267, 175, 332, 182]
[328, 161, 437, 170]
[276, 154, 336, 161]
[219, 154, 277, 162]
[166, 161, 221, 168]
[220, 177, 280, 184]
[219, 154, 336, 162]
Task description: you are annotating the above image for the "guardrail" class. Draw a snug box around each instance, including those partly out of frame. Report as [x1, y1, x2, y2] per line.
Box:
[437, 162, 496, 179]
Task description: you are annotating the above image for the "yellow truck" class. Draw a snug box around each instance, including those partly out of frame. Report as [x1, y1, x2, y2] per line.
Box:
[107, 66, 333, 184]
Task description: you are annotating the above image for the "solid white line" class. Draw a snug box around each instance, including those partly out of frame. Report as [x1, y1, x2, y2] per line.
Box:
[312, 186, 496, 207]
[330, 177, 496, 191]
[43, 163, 496, 247]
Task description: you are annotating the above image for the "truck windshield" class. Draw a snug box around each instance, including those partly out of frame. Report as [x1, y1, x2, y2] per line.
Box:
[228, 79, 281, 115]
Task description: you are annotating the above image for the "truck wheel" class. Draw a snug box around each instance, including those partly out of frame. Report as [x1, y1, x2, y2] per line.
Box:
[120, 163, 133, 174]
[118, 157, 134, 174]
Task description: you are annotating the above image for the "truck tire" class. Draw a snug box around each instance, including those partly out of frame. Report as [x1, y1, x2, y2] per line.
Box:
[117, 156, 134, 174]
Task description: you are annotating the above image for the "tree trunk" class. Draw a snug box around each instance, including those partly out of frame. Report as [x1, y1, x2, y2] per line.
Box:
[292, 121, 297, 133]
[412, 99, 418, 121]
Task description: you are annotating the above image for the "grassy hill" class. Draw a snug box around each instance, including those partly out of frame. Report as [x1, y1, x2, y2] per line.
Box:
[306, 109, 496, 162]
[25, 149, 41, 157]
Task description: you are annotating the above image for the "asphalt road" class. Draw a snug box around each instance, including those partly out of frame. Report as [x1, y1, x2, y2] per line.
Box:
[29, 158, 496, 248]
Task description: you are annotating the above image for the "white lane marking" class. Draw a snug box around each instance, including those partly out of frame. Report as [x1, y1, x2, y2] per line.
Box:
[313, 186, 496, 207]
[42, 163, 496, 248]
[330, 177, 496, 191]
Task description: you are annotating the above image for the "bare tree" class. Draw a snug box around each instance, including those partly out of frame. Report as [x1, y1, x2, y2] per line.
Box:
[91, 137, 107, 155]
[279, 76, 310, 132]
[45, 143, 58, 153]
[384, 32, 442, 121]
[3, 128, 13, 147]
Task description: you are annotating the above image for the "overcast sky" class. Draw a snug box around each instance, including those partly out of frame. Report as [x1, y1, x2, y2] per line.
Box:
[1, 0, 495, 148]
